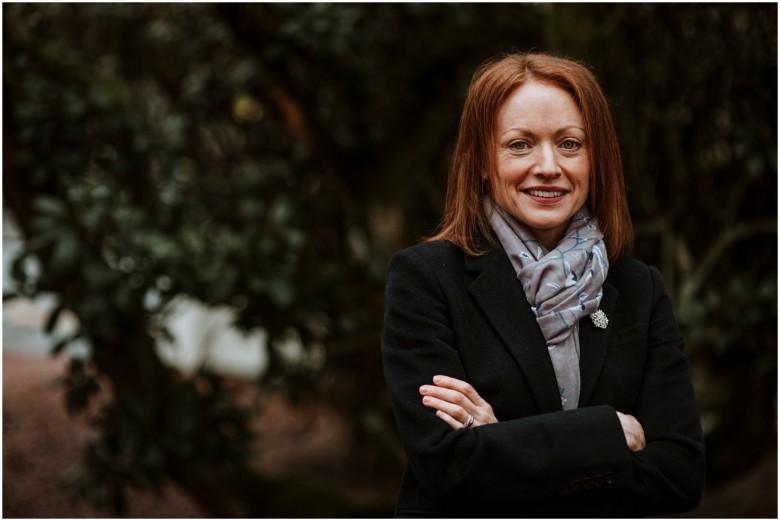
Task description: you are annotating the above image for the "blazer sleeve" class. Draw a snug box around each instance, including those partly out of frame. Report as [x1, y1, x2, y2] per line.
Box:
[381, 246, 705, 516]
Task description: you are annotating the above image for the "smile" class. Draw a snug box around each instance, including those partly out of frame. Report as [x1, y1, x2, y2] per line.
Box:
[526, 189, 565, 198]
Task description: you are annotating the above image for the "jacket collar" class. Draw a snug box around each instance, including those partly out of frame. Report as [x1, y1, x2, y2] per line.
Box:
[465, 240, 618, 412]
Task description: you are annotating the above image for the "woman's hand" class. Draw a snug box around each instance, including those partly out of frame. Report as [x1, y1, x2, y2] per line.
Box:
[420, 375, 499, 430]
[617, 411, 646, 452]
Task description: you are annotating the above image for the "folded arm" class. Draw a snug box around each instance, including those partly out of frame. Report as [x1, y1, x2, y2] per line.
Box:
[421, 374, 646, 452]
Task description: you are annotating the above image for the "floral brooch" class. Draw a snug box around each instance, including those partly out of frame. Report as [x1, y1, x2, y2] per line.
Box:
[590, 309, 609, 329]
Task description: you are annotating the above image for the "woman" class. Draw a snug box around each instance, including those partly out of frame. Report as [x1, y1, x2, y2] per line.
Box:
[381, 53, 705, 517]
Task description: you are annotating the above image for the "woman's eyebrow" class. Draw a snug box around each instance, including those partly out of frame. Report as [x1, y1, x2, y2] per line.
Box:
[499, 125, 585, 137]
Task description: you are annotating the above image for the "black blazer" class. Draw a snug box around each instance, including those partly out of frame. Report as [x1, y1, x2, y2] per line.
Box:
[381, 240, 705, 518]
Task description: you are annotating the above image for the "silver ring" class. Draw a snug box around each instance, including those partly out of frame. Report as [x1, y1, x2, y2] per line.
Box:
[463, 414, 475, 429]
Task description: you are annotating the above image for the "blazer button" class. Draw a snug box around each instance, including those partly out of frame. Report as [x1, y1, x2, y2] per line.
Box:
[605, 472, 617, 485]
[594, 475, 606, 488]
[583, 478, 594, 490]
[569, 480, 582, 493]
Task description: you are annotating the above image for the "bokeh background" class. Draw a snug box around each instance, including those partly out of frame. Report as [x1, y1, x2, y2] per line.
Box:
[3, 3, 777, 518]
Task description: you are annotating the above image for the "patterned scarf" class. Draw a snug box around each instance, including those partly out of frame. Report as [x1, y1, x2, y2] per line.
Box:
[484, 197, 609, 410]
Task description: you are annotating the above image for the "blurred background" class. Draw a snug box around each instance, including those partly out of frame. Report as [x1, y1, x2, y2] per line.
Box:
[3, 3, 777, 518]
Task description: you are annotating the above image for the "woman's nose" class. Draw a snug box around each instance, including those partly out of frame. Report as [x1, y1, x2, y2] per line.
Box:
[531, 145, 561, 178]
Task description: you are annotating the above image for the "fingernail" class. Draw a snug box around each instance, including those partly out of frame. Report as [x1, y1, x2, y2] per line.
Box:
[422, 397, 431, 405]
[419, 386, 428, 395]
[433, 375, 443, 384]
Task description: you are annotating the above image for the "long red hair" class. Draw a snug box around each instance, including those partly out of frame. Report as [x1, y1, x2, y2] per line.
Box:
[427, 52, 634, 262]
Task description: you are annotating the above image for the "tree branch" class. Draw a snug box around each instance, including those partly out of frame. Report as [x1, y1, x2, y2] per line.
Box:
[679, 219, 777, 307]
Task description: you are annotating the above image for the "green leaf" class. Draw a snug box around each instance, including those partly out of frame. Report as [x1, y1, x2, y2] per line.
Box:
[33, 195, 67, 216]
[269, 277, 295, 308]
[50, 232, 81, 273]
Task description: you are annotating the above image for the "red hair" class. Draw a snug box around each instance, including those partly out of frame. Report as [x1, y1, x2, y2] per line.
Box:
[427, 52, 634, 262]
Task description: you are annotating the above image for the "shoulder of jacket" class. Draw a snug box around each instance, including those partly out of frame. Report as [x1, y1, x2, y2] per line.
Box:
[611, 256, 651, 273]
[386, 241, 469, 288]
[608, 256, 668, 291]
[390, 240, 463, 265]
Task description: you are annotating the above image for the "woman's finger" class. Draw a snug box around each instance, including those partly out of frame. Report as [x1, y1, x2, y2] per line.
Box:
[434, 410, 469, 431]
[422, 395, 470, 423]
[432, 375, 489, 407]
[617, 411, 646, 452]
[420, 384, 474, 409]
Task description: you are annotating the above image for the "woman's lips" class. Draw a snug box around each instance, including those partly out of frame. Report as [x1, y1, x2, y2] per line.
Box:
[523, 186, 569, 206]
[526, 189, 564, 198]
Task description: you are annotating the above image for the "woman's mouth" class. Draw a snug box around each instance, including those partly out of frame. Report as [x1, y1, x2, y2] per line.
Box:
[526, 189, 565, 198]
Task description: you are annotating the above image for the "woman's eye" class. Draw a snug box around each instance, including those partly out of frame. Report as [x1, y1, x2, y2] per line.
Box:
[561, 140, 581, 151]
[509, 141, 528, 151]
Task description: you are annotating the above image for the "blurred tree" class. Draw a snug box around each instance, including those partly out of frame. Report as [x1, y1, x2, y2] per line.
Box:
[3, 3, 776, 516]
[4, 3, 542, 515]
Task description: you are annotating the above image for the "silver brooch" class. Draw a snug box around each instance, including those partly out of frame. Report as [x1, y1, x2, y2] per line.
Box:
[590, 309, 609, 329]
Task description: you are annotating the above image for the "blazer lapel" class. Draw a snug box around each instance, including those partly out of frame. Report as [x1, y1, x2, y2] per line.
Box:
[578, 280, 618, 406]
[466, 246, 562, 413]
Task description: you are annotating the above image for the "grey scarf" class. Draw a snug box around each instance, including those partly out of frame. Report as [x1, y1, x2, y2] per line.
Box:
[484, 198, 609, 410]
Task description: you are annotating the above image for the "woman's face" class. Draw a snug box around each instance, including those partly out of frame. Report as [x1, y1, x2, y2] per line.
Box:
[491, 80, 590, 250]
